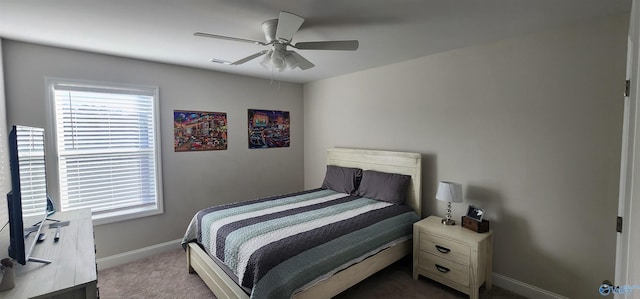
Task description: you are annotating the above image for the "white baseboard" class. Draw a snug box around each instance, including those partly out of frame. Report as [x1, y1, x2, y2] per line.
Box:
[493, 273, 569, 299]
[96, 238, 183, 271]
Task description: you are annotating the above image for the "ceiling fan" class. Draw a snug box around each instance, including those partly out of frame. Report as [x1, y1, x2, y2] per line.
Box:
[194, 11, 359, 71]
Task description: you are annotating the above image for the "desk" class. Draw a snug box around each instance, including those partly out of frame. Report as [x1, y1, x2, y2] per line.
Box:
[2, 209, 97, 299]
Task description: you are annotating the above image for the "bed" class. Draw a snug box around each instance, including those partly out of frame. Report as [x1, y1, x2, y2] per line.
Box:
[182, 148, 422, 299]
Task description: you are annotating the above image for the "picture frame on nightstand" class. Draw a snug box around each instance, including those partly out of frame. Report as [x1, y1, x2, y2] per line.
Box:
[465, 205, 484, 222]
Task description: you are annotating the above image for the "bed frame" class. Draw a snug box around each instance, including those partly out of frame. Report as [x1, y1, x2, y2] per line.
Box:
[187, 148, 422, 299]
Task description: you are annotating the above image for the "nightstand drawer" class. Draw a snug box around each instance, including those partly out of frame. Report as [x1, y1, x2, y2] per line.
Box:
[420, 232, 470, 266]
[419, 251, 470, 287]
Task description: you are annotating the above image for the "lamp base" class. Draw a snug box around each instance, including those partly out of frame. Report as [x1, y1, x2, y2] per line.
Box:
[442, 201, 456, 225]
[441, 218, 456, 225]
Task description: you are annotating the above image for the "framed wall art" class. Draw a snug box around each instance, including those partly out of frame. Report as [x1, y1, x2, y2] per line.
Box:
[174, 110, 227, 152]
[248, 109, 290, 149]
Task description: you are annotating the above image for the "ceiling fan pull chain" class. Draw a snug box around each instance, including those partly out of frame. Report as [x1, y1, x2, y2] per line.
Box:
[270, 67, 275, 85]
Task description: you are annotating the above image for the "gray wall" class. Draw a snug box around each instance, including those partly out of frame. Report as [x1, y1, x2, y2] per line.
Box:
[303, 15, 627, 298]
[1, 40, 304, 258]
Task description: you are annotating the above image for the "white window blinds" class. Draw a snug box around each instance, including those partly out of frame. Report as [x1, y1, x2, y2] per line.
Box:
[50, 80, 162, 221]
[16, 126, 47, 218]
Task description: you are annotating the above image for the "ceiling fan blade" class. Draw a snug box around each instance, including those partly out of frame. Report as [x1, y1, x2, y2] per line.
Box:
[275, 11, 304, 42]
[208, 58, 232, 65]
[194, 32, 267, 46]
[230, 50, 269, 65]
[292, 40, 359, 51]
[288, 51, 315, 70]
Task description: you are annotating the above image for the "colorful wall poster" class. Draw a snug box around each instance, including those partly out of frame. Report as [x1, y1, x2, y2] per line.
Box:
[248, 109, 290, 149]
[174, 110, 227, 151]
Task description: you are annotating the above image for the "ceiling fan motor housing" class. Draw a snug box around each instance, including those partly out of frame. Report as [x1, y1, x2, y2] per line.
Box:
[261, 19, 278, 43]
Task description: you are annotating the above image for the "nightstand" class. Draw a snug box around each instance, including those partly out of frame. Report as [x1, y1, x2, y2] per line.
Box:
[413, 216, 493, 299]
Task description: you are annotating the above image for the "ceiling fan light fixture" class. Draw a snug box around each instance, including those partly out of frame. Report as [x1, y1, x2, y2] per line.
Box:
[261, 47, 288, 72]
[259, 50, 274, 68]
[285, 53, 299, 70]
[271, 49, 285, 70]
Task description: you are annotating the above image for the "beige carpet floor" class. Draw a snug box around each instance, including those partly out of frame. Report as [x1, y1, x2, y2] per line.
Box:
[98, 249, 526, 299]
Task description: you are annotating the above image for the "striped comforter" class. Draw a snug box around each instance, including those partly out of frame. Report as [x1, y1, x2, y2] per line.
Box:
[182, 188, 419, 299]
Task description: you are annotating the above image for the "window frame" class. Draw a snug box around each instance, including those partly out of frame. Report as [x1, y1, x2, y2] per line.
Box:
[45, 77, 164, 226]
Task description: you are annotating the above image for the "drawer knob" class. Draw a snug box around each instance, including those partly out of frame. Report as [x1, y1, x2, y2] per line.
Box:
[435, 264, 450, 273]
[435, 245, 451, 254]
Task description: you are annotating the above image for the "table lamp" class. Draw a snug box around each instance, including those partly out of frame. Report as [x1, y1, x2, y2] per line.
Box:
[436, 181, 463, 225]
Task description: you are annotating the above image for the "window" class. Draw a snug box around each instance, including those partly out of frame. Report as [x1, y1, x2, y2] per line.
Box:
[16, 126, 47, 218]
[47, 78, 163, 224]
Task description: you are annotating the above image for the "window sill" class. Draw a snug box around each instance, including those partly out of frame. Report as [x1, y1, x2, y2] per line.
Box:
[89, 206, 164, 226]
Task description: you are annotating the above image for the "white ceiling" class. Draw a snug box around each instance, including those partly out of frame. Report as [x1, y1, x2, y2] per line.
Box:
[0, 0, 631, 83]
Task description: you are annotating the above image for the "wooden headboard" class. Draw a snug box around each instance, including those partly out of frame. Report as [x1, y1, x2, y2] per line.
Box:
[326, 148, 422, 217]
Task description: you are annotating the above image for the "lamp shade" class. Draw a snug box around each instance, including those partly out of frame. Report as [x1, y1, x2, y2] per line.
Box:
[435, 181, 463, 203]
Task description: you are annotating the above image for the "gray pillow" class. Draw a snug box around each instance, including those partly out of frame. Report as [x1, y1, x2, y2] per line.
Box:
[357, 170, 411, 204]
[321, 165, 363, 194]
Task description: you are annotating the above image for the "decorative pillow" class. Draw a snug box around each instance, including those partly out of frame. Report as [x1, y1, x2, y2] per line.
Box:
[321, 165, 363, 195]
[357, 170, 411, 204]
